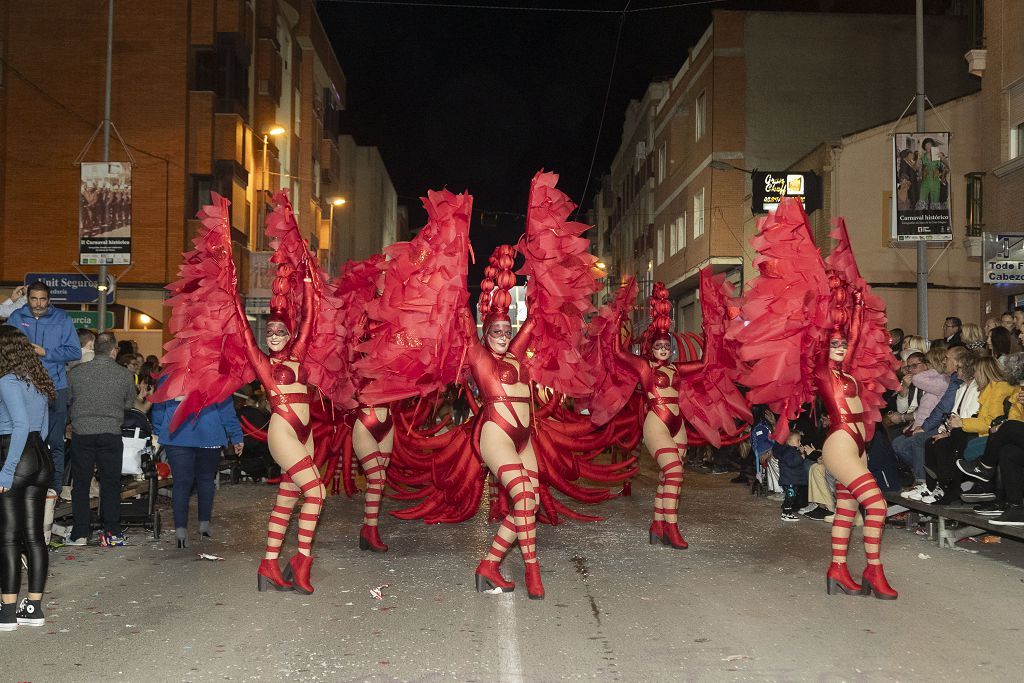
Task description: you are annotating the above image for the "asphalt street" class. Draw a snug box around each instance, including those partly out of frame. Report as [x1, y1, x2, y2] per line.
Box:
[5, 462, 1024, 682]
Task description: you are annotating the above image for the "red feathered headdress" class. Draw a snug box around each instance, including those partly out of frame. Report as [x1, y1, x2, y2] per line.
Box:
[478, 244, 516, 330]
[639, 281, 673, 359]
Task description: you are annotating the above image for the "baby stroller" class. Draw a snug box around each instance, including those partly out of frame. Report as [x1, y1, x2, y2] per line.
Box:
[117, 408, 163, 539]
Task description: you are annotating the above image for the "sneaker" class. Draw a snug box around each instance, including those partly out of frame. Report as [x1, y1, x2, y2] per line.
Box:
[990, 504, 1024, 526]
[0, 602, 16, 632]
[803, 505, 833, 521]
[919, 487, 945, 504]
[65, 537, 88, 546]
[974, 501, 1006, 516]
[797, 503, 818, 515]
[901, 483, 929, 501]
[15, 599, 44, 627]
[711, 465, 730, 475]
[99, 532, 126, 547]
[780, 512, 800, 522]
[956, 459, 995, 482]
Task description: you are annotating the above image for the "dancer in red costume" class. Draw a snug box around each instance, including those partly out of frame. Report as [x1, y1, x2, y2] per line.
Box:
[331, 254, 395, 552]
[729, 198, 900, 599]
[358, 172, 626, 599]
[588, 272, 750, 549]
[154, 192, 354, 595]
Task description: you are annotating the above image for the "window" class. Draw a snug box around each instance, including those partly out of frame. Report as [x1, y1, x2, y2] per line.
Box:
[656, 226, 665, 265]
[1009, 83, 1024, 160]
[675, 210, 687, 253]
[695, 90, 706, 141]
[693, 188, 705, 239]
[657, 144, 666, 184]
[965, 172, 985, 236]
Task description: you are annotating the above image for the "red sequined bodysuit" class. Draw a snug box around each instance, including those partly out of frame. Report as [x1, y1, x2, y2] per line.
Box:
[614, 333, 703, 437]
[239, 280, 316, 443]
[815, 363, 865, 451]
[466, 318, 535, 452]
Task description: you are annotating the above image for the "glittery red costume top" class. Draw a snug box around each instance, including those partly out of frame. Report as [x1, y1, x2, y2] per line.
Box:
[238, 278, 316, 442]
[464, 317, 535, 452]
[612, 328, 705, 437]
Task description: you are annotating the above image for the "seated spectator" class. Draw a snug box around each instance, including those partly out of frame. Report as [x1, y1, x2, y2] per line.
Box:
[66, 332, 135, 547]
[961, 322, 986, 354]
[989, 326, 1012, 367]
[802, 460, 835, 521]
[936, 316, 963, 347]
[151, 380, 244, 549]
[775, 431, 813, 522]
[895, 347, 968, 496]
[750, 406, 780, 495]
[901, 334, 929, 358]
[889, 328, 905, 356]
[234, 387, 275, 482]
[924, 356, 1008, 503]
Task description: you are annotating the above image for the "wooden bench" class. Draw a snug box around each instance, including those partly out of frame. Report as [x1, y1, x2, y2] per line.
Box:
[885, 491, 1024, 549]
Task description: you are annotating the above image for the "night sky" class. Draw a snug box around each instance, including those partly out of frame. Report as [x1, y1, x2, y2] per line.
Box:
[318, 0, 949, 283]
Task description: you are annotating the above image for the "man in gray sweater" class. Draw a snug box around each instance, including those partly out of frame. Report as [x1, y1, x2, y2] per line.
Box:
[67, 332, 136, 546]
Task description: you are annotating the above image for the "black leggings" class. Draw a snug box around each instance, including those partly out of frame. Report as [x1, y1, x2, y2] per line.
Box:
[0, 432, 52, 596]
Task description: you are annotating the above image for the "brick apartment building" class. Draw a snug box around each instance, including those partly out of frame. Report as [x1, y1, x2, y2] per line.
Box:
[0, 0, 395, 355]
[599, 9, 978, 333]
[976, 0, 1024, 320]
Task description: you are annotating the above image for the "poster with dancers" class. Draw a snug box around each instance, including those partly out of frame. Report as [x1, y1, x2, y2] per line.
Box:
[79, 161, 132, 265]
[892, 132, 952, 242]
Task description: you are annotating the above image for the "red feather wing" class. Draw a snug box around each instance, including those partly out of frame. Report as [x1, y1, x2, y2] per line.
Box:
[826, 219, 900, 441]
[727, 199, 830, 440]
[517, 170, 603, 397]
[152, 193, 255, 428]
[354, 189, 473, 404]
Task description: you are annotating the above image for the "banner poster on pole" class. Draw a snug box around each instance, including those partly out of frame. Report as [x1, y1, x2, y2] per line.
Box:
[79, 162, 132, 265]
[891, 132, 952, 242]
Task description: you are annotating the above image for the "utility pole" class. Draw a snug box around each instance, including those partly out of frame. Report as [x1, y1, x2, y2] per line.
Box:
[98, 0, 114, 332]
[916, 0, 928, 338]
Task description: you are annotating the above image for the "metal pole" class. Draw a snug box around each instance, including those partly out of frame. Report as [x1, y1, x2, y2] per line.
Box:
[97, 0, 113, 332]
[260, 135, 268, 251]
[916, 0, 928, 338]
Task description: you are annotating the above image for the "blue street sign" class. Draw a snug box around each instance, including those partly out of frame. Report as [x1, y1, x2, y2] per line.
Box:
[24, 273, 115, 304]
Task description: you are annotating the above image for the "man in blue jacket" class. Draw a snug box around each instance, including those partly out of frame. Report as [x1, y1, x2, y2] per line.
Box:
[150, 385, 244, 548]
[7, 282, 82, 495]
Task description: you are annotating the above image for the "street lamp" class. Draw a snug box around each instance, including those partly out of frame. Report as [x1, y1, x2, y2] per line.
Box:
[328, 196, 346, 225]
[258, 126, 286, 249]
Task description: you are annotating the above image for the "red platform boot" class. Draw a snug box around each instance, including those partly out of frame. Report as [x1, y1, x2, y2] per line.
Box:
[825, 562, 863, 596]
[861, 564, 898, 600]
[524, 562, 545, 600]
[648, 520, 665, 545]
[257, 559, 293, 592]
[475, 559, 515, 593]
[283, 553, 315, 595]
[359, 524, 388, 552]
[662, 522, 689, 549]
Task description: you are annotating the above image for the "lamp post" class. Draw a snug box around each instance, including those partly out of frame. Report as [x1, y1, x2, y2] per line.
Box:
[328, 196, 346, 225]
[258, 126, 286, 250]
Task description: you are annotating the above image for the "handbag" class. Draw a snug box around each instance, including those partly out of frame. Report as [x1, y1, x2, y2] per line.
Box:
[121, 427, 147, 475]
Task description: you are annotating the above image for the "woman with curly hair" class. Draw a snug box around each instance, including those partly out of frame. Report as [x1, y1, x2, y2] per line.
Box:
[0, 325, 56, 631]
